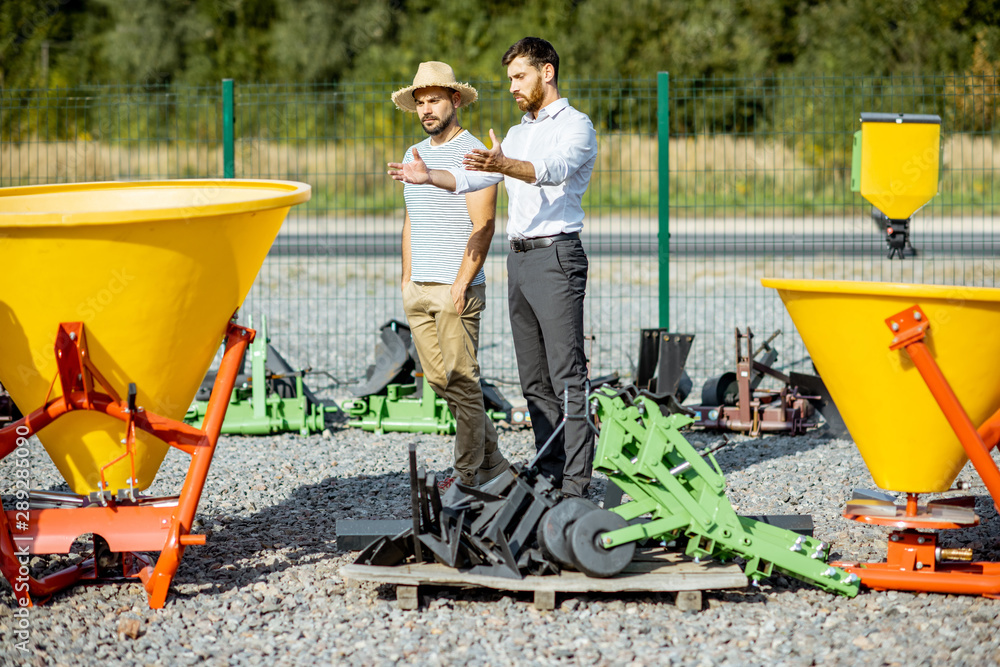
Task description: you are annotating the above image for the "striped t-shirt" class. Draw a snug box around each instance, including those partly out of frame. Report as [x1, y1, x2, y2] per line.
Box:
[403, 130, 488, 286]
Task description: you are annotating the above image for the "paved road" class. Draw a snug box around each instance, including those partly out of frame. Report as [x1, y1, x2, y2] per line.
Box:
[269, 231, 1000, 256]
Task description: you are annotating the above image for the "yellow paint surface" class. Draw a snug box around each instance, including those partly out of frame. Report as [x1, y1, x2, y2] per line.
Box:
[0, 180, 310, 493]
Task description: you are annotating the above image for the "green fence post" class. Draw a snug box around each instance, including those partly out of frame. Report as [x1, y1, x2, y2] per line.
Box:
[222, 79, 234, 178]
[657, 72, 670, 329]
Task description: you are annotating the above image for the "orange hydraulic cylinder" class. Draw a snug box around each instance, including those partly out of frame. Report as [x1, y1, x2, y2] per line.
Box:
[847, 564, 1000, 597]
[904, 339, 1000, 512]
[977, 407, 1000, 452]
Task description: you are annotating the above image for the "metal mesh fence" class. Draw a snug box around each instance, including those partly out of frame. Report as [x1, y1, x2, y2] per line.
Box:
[667, 74, 999, 389]
[2, 75, 996, 394]
[0, 84, 223, 181]
[228, 78, 659, 389]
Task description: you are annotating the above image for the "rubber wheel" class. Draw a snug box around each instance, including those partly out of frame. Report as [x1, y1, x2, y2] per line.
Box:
[701, 372, 739, 406]
[568, 509, 635, 578]
[536, 497, 599, 568]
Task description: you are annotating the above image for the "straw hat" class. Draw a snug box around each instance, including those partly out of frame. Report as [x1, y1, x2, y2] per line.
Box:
[391, 61, 478, 112]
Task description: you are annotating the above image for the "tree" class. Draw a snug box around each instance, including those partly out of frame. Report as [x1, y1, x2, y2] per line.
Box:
[0, 0, 73, 88]
[792, 0, 976, 75]
[270, 0, 402, 83]
[562, 0, 788, 80]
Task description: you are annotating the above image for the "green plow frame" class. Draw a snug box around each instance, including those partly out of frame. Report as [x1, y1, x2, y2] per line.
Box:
[591, 388, 859, 597]
[343, 375, 508, 435]
[185, 316, 331, 436]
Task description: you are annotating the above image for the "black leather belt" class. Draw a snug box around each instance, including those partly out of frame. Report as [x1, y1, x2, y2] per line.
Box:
[509, 232, 580, 253]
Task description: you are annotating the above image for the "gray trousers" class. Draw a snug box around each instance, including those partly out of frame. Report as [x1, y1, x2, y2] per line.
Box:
[507, 238, 593, 497]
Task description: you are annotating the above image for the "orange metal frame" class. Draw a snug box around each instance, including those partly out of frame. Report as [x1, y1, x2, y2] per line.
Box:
[839, 305, 1000, 597]
[0, 321, 253, 608]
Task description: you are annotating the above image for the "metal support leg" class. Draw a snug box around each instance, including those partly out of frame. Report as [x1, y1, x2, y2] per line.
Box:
[0, 321, 252, 608]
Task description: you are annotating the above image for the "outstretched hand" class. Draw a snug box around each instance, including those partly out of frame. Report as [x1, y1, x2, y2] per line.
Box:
[387, 148, 430, 184]
[463, 129, 506, 173]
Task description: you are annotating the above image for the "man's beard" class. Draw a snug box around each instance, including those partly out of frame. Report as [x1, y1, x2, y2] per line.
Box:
[516, 77, 545, 113]
[422, 108, 457, 136]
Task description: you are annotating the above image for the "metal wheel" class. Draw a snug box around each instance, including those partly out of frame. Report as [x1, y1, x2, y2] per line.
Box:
[536, 497, 599, 568]
[568, 509, 635, 578]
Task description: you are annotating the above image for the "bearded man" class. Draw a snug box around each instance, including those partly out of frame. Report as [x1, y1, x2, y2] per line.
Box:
[389, 40, 598, 498]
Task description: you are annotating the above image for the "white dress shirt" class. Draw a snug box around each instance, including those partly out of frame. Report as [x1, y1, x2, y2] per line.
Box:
[447, 98, 597, 240]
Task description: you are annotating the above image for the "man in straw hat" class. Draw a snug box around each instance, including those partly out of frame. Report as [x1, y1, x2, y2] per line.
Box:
[390, 61, 511, 493]
[388, 39, 598, 498]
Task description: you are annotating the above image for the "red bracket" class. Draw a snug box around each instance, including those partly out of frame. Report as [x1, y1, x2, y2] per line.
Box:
[845, 303, 1000, 596]
[0, 320, 254, 608]
[885, 305, 929, 351]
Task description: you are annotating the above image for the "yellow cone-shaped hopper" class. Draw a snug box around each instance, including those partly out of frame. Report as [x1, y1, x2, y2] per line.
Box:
[0, 180, 310, 494]
[858, 113, 941, 221]
[763, 278, 1000, 493]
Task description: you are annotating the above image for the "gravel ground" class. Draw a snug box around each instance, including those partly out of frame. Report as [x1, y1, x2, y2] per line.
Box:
[3, 245, 1000, 665]
[2, 412, 1000, 666]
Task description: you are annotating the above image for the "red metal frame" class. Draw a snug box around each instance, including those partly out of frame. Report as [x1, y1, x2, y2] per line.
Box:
[0, 321, 253, 608]
[839, 305, 1000, 597]
[690, 329, 817, 435]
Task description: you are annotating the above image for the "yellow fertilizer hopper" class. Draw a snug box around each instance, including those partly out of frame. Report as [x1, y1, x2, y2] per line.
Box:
[764, 278, 1000, 596]
[852, 112, 941, 259]
[0, 180, 309, 607]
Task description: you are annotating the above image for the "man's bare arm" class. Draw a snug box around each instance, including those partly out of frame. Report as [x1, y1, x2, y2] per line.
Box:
[401, 210, 412, 291]
[387, 148, 458, 191]
[451, 184, 498, 313]
[462, 128, 536, 184]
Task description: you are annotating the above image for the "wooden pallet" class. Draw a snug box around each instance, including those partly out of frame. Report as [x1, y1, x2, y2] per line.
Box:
[341, 549, 748, 611]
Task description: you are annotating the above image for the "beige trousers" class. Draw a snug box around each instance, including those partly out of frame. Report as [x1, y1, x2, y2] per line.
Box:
[402, 282, 505, 485]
